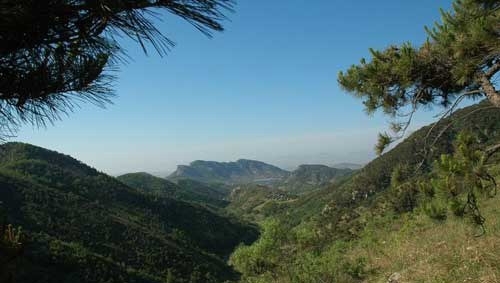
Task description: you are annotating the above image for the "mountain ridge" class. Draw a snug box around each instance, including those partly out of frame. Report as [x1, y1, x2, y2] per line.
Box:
[0, 142, 258, 283]
[167, 159, 358, 194]
[168, 159, 289, 185]
[117, 172, 230, 208]
[279, 164, 354, 194]
[229, 102, 500, 283]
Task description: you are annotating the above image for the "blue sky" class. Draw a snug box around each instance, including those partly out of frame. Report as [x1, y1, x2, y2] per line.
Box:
[16, 0, 454, 175]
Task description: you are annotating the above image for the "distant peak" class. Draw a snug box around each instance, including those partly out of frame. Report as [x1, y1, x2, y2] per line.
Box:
[118, 172, 154, 178]
[236, 159, 260, 163]
[168, 159, 288, 184]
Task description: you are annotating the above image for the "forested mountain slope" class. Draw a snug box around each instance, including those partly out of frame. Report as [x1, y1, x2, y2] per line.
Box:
[0, 143, 258, 283]
[279, 164, 354, 194]
[230, 101, 500, 282]
[117, 172, 229, 208]
[285, 101, 500, 226]
[225, 184, 297, 222]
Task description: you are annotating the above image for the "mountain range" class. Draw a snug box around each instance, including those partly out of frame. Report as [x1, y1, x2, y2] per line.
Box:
[3, 101, 500, 282]
[0, 143, 257, 283]
[168, 159, 289, 185]
[228, 100, 500, 282]
[168, 159, 356, 193]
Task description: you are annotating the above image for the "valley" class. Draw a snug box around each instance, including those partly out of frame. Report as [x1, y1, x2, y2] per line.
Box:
[1, 1, 499, 282]
[3, 102, 500, 282]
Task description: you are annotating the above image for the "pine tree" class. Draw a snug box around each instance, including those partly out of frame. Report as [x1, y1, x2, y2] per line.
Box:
[338, 0, 500, 153]
[424, 132, 497, 234]
[0, 0, 233, 138]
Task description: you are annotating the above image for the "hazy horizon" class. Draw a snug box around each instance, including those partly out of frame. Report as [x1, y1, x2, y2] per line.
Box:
[14, 121, 437, 176]
[13, 0, 453, 175]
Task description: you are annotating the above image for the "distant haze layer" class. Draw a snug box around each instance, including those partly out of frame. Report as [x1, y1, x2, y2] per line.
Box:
[17, 129, 382, 176]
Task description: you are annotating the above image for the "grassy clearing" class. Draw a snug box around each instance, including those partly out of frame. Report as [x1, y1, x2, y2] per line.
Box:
[348, 196, 500, 283]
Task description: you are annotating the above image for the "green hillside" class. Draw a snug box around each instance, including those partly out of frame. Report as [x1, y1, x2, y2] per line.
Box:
[230, 101, 500, 282]
[280, 101, 500, 227]
[0, 143, 258, 283]
[279, 164, 354, 194]
[117, 172, 178, 195]
[2, 1, 498, 283]
[225, 184, 297, 222]
[173, 178, 232, 205]
[117, 173, 229, 208]
[3, 102, 500, 283]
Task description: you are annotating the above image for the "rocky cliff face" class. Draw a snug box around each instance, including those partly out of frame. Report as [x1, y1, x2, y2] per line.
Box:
[168, 159, 290, 184]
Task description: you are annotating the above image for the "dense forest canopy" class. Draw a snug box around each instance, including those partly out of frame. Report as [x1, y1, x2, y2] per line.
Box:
[0, 142, 258, 283]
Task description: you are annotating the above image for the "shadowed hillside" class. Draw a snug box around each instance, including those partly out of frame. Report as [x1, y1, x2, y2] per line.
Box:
[0, 143, 258, 283]
[117, 172, 230, 208]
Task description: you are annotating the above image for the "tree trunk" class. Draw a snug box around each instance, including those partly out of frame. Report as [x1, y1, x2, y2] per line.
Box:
[478, 74, 500, 107]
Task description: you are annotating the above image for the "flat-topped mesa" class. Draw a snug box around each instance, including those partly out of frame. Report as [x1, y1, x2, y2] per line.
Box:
[168, 159, 289, 184]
